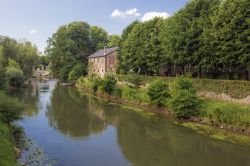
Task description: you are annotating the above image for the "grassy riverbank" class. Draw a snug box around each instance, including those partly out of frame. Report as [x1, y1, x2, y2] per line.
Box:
[0, 91, 24, 166]
[0, 123, 17, 166]
[76, 75, 250, 135]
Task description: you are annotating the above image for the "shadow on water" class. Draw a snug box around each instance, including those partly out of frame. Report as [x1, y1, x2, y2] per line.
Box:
[18, 80, 250, 166]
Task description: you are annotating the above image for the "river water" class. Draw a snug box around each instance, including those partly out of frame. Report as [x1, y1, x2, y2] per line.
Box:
[16, 80, 250, 166]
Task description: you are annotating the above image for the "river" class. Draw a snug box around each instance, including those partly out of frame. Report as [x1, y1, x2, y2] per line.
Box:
[15, 80, 250, 166]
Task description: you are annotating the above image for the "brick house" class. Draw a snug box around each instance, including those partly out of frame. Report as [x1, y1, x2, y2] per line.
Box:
[87, 47, 118, 76]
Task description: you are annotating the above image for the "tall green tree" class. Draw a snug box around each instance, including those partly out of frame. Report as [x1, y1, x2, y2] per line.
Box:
[108, 35, 121, 47]
[46, 22, 92, 81]
[119, 18, 165, 74]
[203, 0, 250, 79]
[90, 26, 109, 52]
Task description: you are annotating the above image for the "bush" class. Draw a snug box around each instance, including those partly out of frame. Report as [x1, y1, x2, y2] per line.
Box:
[125, 74, 142, 88]
[169, 90, 201, 119]
[6, 67, 24, 88]
[171, 75, 196, 92]
[90, 75, 102, 93]
[169, 76, 201, 119]
[0, 68, 7, 90]
[147, 79, 170, 107]
[0, 92, 23, 124]
[59, 65, 72, 82]
[68, 64, 87, 82]
[100, 74, 117, 95]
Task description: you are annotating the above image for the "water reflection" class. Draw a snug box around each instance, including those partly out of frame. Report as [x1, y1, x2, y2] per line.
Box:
[46, 85, 107, 138]
[20, 80, 250, 166]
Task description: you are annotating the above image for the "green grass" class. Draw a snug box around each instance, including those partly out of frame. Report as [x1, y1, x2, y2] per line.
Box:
[0, 122, 17, 166]
[202, 100, 250, 128]
[119, 86, 150, 104]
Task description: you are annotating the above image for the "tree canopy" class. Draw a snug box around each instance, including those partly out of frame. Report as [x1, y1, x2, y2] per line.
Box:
[118, 0, 249, 79]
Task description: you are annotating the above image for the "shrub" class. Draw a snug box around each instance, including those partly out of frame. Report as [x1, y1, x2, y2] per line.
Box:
[0, 68, 7, 90]
[90, 76, 102, 93]
[68, 64, 87, 82]
[59, 65, 72, 82]
[113, 86, 123, 98]
[169, 90, 201, 119]
[171, 75, 196, 92]
[0, 92, 23, 124]
[126, 74, 142, 88]
[100, 74, 117, 95]
[6, 67, 24, 88]
[169, 76, 201, 119]
[147, 79, 170, 107]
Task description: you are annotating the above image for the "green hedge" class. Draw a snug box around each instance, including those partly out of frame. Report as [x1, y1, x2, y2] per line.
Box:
[117, 75, 250, 99]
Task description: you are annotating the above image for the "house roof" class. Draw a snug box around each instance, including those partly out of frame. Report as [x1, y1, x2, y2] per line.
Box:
[88, 47, 118, 58]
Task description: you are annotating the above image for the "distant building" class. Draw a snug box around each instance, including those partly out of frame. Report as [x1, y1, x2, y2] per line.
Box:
[87, 47, 118, 76]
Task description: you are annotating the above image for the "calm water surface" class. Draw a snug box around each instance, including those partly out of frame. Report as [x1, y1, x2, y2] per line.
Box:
[16, 80, 250, 166]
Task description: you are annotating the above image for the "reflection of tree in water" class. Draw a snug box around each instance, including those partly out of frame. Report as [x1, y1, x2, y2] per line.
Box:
[12, 81, 39, 117]
[116, 110, 250, 166]
[46, 85, 107, 138]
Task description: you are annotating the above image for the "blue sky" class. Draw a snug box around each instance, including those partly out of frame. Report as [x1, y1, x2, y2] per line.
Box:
[0, 0, 188, 52]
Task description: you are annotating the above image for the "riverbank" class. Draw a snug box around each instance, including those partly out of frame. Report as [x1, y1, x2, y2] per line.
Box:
[76, 76, 250, 136]
[0, 91, 24, 166]
[0, 123, 17, 166]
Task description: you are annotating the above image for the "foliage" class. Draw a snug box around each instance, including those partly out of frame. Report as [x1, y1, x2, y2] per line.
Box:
[202, 100, 250, 128]
[118, 74, 250, 99]
[68, 64, 87, 82]
[118, 0, 250, 79]
[90, 76, 102, 93]
[5, 59, 24, 88]
[0, 68, 7, 90]
[59, 65, 73, 82]
[169, 90, 201, 119]
[90, 26, 109, 52]
[124, 74, 143, 88]
[119, 18, 165, 74]
[0, 37, 39, 77]
[147, 79, 170, 107]
[46, 22, 111, 80]
[0, 91, 23, 124]
[100, 74, 117, 95]
[169, 76, 201, 119]
[46, 22, 92, 79]
[0, 122, 17, 166]
[108, 35, 121, 47]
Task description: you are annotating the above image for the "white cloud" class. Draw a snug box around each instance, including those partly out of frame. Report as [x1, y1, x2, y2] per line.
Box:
[111, 8, 141, 19]
[30, 29, 38, 35]
[141, 12, 170, 22]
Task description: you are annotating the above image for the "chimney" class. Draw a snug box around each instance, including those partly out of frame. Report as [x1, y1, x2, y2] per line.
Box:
[104, 46, 106, 55]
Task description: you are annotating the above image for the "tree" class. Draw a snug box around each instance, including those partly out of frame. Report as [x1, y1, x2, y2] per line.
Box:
[46, 22, 92, 81]
[203, 0, 250, 79]
[119, 21, 140, 73]
[5, 59, 24, 88]
[161, 0, 221, 76]
[119, 18, 165, 74]
[90, 26, 109, 52]
[108, 35, 121, 47]
[0, 37, 39, 77]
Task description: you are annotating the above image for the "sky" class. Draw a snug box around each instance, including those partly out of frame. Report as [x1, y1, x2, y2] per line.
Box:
[0, 0, 188, 53]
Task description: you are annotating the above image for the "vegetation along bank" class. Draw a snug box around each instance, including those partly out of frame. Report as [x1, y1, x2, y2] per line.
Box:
[76, 74, 250, 135]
